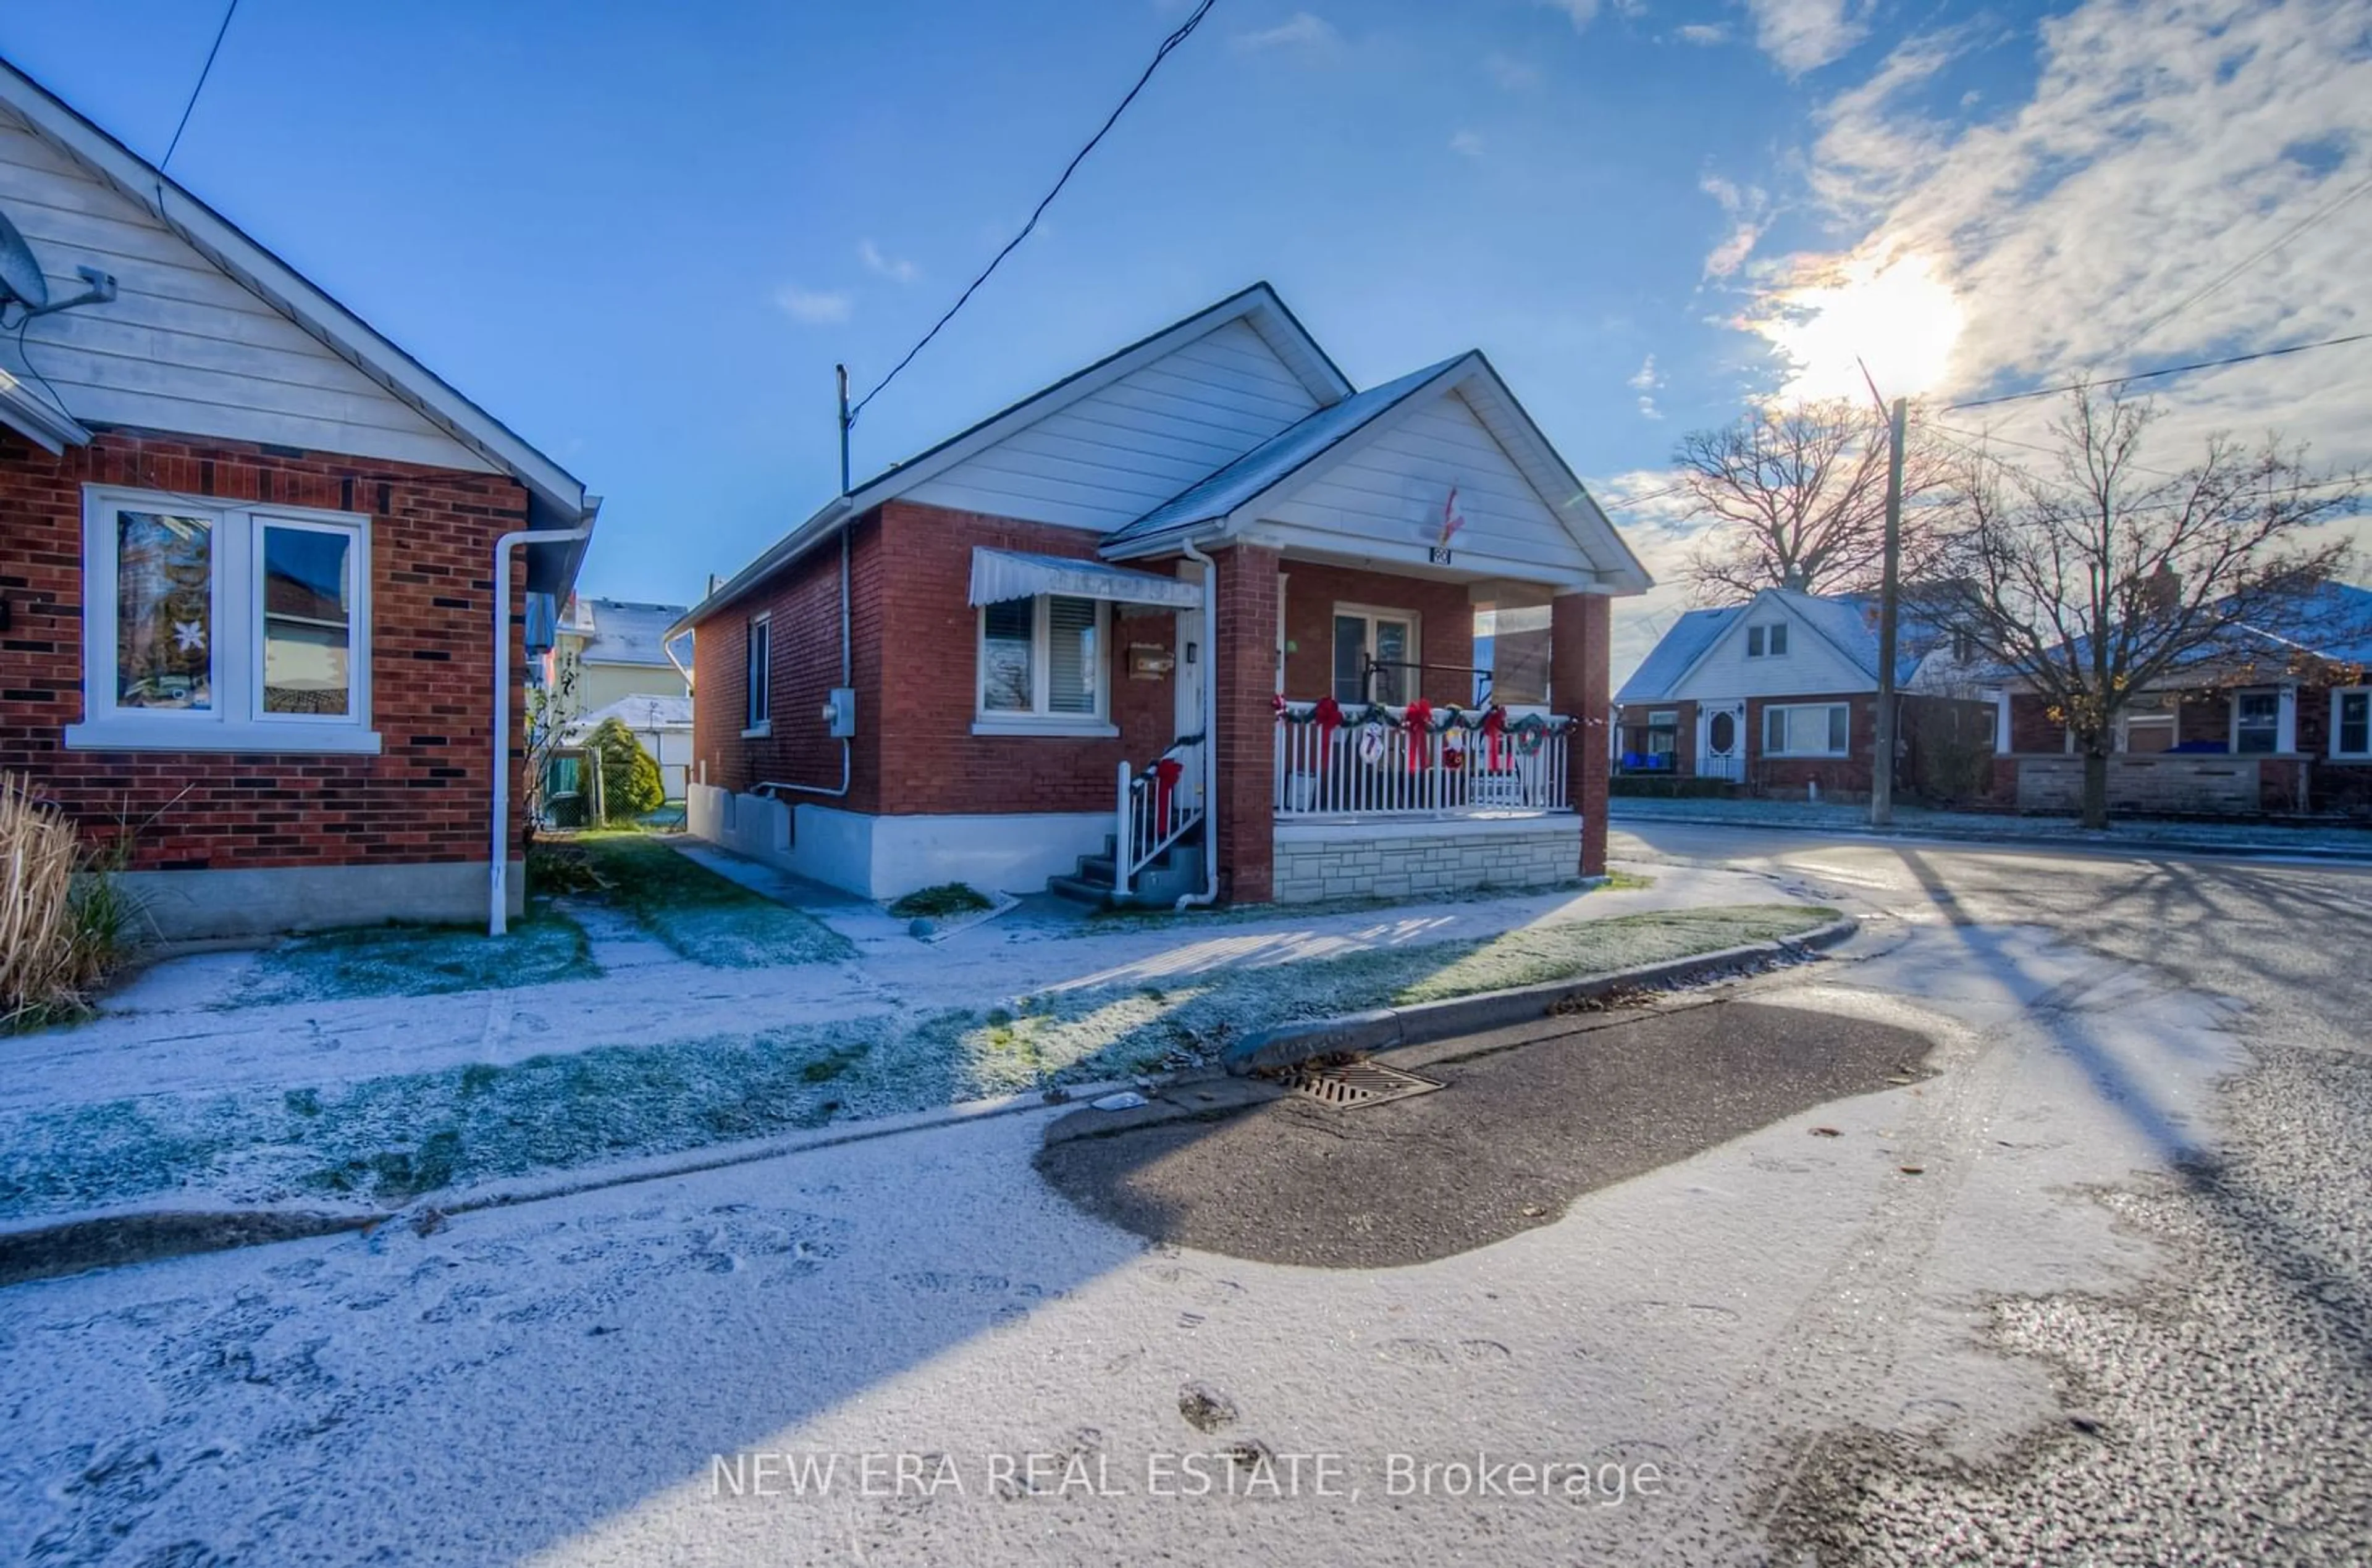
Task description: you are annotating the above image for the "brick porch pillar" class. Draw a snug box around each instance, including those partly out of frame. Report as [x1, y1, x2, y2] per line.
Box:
[1552, 590, 1612, 876]
[1211, 543, 1281, 903]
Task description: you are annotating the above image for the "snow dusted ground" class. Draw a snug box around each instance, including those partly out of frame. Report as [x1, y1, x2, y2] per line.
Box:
[0, 905, 2256, 1565]
[0, 861, 1827, 1221]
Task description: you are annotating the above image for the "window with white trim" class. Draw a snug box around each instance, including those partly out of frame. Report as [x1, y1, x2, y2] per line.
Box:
[69, 486, 374, 752]
[743, 613, 772, 732]
[2333, 689, 2370, 759]
[1763, 702, 1849, 757]
[1332, 605, 1419, 705]
[2232, 690, 2280, 755]
[976, 594, 1108, 727]
[1746, 622, 1789, 658]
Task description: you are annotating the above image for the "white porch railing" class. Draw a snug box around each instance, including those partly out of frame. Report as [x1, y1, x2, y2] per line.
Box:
[1115, 736, 1205, 895]
[1275, 702, 1573, 818]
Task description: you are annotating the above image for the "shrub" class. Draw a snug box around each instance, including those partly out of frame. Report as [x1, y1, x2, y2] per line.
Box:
[890, 883, 994, 919]
[586, 718, 665, 821]
[1, 774, 137, 1029]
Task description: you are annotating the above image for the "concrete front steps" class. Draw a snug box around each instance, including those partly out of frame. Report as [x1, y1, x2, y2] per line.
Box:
[1049, 829, 1206, 910]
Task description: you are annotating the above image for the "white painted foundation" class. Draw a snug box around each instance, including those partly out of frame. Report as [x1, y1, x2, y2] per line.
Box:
[686, 784, 1109, 899]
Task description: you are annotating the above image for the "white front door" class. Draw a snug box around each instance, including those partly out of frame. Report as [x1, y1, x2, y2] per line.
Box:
[1699, 701, 1746, 781]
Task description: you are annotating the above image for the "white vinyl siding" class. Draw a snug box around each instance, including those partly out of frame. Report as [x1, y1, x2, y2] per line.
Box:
[1683, 607, 1867, 701]
[1260, 388, 1594, 579]
[907, 320, 1319, 530]
[1763, 702, 1849, 758]
[0, 107, 493, 472]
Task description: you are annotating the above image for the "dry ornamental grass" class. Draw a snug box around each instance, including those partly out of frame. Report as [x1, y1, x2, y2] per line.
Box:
[1, 774, 134, 1029]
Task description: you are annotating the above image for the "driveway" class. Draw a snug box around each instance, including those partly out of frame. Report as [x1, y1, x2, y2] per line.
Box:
[2, 826, 2366, 1564]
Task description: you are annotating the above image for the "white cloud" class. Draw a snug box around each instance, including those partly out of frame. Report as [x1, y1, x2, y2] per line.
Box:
[1536, 0, 1602, 29]
[1676, 22, 1731, 45]
[1697, 173, 1770, 279]
[773, 284, 851, 325]
[1484, 51, 1542, 91]
[1449, 129, 1486, 159]
[1232, 12, 1340, 52]
[857, 240, 917, 284]
[1629, 353, 1664, 419]
[1744, 0, 1866, 75]
[1733, 0, 2372, 561]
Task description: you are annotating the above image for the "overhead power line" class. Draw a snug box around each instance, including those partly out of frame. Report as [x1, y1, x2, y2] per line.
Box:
[1945, 330, 2372, 413]
[161, 0, 241, 175]
[847, 0, 1216, 424]
[2110, 169, 2372, 359]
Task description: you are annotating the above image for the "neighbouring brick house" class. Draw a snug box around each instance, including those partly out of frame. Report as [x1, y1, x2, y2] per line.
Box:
[679, 284, 1651, 905]
[1983, 581, 2372, 816]
[1614, 587, 1995, 802]
[1, 59, 596, 937]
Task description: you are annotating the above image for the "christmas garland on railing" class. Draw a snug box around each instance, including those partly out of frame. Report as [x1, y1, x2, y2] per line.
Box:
[1272, 697, 1572, 766]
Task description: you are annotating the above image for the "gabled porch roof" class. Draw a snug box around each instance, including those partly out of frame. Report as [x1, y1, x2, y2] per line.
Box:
[1098, 350, 1651, 596]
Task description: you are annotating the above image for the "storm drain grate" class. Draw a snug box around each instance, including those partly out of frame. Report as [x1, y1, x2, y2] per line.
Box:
[1284, 1060, 1445, 1110]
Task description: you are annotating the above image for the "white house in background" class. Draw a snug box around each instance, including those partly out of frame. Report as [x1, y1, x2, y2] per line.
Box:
[547, 597, 691, 713]
[563, 694, 693, 800]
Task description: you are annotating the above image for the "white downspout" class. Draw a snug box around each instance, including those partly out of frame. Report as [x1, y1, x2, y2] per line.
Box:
[1175, 539, 1221, 910]
[491, 524, 594, 936]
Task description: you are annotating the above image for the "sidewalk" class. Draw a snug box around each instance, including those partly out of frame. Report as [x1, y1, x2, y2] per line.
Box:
[1610, 795, 2372, 862]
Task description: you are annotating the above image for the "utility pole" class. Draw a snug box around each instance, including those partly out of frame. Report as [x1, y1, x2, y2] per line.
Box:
[1870, 395, 1907, 828]
[835, 363, 853, 497]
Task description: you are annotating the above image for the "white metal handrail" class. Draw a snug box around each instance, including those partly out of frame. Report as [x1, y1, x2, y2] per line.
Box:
[1116, 736, 1205, 895]
[1274, 702, 1573, 818]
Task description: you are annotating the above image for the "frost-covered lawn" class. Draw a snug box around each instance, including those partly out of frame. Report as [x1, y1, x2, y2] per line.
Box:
[1072, 870, 1657, 934]
[228, 913, 596, 1008]
[0, 902, 1830, 1221]
[573, 832, 854, 966]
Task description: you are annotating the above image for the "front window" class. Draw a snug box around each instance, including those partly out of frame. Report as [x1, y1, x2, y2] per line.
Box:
[1746, 622, 1789, 658]
[73, 487, 372, 751]
[2332, 690, 2369, 758]
[1332, 606, 1417, 705]
[1764, 702, 1849, 757]
[2234, 690, 2280, 754]
[744, 613, 771, 731]
[977, 594, 1107, 724]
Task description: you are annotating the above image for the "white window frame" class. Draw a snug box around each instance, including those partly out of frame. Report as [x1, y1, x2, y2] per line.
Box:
[1330, 603, 1422, 706]
[742, 612, 772, 737]
[2331, 687, 2371, 760]
[972, 594, 1116, 737]
[67, 485, 377, 753]
[1746, 621, 1790, 658]
[1762, 701, 1850, 758]
[2231, 687, 2281, 755]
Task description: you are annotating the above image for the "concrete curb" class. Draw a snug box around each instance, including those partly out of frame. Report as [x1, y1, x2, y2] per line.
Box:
[1221, 916, 1860, 1076]
[0, 1073, 1156, 1289]
[1609, 810, 2372, 864]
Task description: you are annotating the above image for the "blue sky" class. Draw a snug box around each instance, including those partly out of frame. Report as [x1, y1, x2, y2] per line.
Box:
[6, 0, 2367, 677]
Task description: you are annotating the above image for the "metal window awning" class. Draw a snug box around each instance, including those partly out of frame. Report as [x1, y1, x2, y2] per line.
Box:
[967, 547, 1201, 611]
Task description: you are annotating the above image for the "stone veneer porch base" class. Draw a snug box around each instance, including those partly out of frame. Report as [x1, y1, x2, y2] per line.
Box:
[1271, 813, 1581, 904]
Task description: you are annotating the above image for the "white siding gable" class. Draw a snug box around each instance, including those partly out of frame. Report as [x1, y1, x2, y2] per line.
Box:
[0, 107, 493, 472]
[1256, 387, 1593, 579]
[904, 318, 1319, 530]
[1680, 600, 1871, 700]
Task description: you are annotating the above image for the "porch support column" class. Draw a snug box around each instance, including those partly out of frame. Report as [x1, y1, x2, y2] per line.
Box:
[1211, 543, 1281, 903]
[1991, 687, 2011, 753]
[2277, 684, 2298, 754]
[1552, 589, 1612, 878]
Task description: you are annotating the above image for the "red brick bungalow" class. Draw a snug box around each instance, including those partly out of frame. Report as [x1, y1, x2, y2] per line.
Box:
[676, 285, 1651, 905]
[1, 60, 596, 937]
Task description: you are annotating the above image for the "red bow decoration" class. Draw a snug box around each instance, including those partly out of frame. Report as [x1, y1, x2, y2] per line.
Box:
[1153, 757, 1184, 820]
[1403, 698, 1434, 770]
[1272, 693, 1287, 718]
[1481, 705, 1508, 771]
[1312, 695, 1344, 758]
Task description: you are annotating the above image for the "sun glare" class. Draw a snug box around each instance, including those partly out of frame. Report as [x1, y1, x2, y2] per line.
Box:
[1751, 249, 1966, 405]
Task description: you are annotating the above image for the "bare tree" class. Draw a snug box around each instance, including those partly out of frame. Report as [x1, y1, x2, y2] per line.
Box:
[1675, 398, 1946, 602]
[1919, 386, 2362, 828]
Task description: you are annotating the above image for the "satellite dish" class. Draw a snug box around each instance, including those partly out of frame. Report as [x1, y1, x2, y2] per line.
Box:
[0, 206, 116, 323]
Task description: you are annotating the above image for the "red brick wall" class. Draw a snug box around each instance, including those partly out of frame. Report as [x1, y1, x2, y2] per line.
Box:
[1213, 543, 1281, 903]
[1281, 561, 1474, 707]
[688, 502, 1182, 820]
[1, 427, 533, 871]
